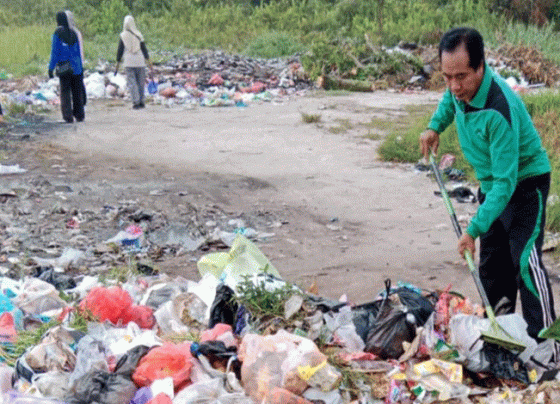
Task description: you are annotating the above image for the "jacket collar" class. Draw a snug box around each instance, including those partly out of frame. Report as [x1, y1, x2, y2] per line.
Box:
[467, 62, 492, 109]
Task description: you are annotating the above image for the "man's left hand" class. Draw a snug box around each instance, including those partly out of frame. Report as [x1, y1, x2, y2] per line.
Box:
[458, 233, 475, 259]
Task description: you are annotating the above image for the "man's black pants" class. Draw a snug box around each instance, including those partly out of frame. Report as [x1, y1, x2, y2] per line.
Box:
[478, 173, 556, 343]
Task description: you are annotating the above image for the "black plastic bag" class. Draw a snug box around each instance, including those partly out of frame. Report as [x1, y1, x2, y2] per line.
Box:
[364, 300, 416, 359]
[113, 345, 151, 377]
[66, 371, 137, 404]
[394, 286, 434, 326]
[483, 343, 529, 384]
[352, 300, 384, 343]
[35, 266, 76, 290]
[209, 283, 238, 328]
[353, 279, 434, 346]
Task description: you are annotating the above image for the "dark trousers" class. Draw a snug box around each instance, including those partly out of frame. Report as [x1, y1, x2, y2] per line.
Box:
[59, 73, 85, 123]
[478, 173, 556, 343]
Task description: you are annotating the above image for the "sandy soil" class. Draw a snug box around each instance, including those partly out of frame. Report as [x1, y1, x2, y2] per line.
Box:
[18, 89, 560, 309]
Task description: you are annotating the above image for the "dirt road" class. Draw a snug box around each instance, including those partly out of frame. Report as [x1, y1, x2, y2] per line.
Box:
[34, 89, 559, 308]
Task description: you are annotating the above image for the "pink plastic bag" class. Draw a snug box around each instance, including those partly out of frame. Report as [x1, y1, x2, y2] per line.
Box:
[0, 313, 17, 343]
[200, 323, 232, 342]
[208, 73, 224, 86]
[147, 393, 173, 404]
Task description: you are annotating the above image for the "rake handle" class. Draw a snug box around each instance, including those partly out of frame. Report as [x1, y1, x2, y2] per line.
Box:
[429, 154, 495, 318]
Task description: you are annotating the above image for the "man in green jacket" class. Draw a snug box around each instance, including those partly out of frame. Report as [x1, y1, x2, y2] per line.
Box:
[420, 27, 557, 349]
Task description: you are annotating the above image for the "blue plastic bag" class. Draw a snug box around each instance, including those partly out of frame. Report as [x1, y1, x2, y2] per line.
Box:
[147, 80, 158, 95]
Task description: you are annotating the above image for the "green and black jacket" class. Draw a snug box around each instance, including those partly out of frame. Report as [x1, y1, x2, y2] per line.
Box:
[428, 63, 550, 239]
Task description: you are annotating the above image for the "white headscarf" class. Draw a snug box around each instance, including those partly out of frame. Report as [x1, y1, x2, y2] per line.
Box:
[65, 10, 84, 62]
[120, 15, 144, 54]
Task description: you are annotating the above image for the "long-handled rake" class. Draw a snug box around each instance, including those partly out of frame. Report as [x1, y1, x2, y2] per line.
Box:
[429, 154, 526, 352]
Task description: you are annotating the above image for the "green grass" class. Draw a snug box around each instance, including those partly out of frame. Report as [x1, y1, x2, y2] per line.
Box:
[244, 31, 306, 58]
[377, 89, 560, 232]
[0, 1, 559, 79]
[524, 91, 560, 232]
[328, 118, 353, 134]
[483, 21, 560, 65]
[0, 25, 52, 76]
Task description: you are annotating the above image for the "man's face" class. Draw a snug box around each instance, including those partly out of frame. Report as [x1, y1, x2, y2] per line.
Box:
[441, 44, 484, 103]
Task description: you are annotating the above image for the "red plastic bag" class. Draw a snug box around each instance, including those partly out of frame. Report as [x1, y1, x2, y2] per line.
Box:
[80, 286, 154, 328]
[80, 286, 132, 324]
[121, 305, 155, 329]
[132, 343, 193, 392]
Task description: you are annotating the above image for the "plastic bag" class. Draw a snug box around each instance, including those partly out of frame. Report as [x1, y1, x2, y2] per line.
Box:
[173, 378, 253, 404]
[393, 286, 434, 326]
[113, 345, 152, 377]
[66, 371, 137, 404]
[79, 286, 154, 329]
[239, 330, 326, 402]
[364, 300, 415, 359]
[147, 79, 158, 95]
[32, 370, 71, 399]
[323, 306, 365, 352]
[132, 343, 193, 392]
[80, 286, 132, 324]
[15, 277, 67, 316]
[352, 280, 433, 344]
[197, 235, 281, 285]
[208, 284, 237, 328]
[69, 335, 110, 386]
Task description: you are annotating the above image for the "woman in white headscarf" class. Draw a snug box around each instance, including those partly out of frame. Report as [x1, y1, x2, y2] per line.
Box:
[65, 10, 86, 106]
[115, 15, 152, 109]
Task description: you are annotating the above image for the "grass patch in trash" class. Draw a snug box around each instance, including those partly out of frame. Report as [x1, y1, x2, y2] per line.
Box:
[99, 262, 146, 285]
[69, 308, 99, 334]
[325, 348, 378, 399]
[0, 320, 60, 366]
[233, 276, 301, 323]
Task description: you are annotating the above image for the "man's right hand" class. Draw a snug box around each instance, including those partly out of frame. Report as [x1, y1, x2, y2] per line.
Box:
[420, 129, 440, 159]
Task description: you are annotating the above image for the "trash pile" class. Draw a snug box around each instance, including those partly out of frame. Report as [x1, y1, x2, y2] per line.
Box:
[0, 45, 556, 115]
[0, 227, 559, 403]
[0, 51, 311, 114]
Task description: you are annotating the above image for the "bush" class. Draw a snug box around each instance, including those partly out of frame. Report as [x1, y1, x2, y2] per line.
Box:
[244, 31, 305, 58]
[84, 0, 130, 36]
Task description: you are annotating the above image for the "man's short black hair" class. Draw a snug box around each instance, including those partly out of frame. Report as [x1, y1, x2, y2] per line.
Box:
[439, 27, 484, 70]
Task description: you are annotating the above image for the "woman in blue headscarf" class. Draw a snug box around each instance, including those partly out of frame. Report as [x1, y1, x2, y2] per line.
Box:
[48, 11, 85, 123]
